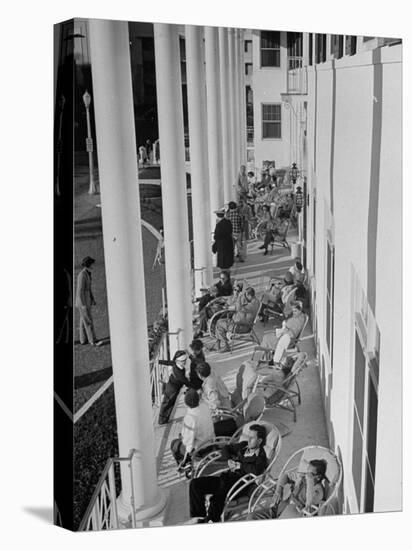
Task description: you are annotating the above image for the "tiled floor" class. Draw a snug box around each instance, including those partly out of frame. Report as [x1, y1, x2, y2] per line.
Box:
[152, 236, 330, 526]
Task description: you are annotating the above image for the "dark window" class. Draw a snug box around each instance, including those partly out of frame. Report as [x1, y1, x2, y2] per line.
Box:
[309, 33, 313, 66]
[287, 32, 303, 57]
[245, 63, 253, 76]
[331, 35, 344, 59]
[260, 31, 281, 67]
[315, 34, 327, 63]
[345, 35, 357, 55]
[244, 40, 252, 54]
[326, 241, 334, 357]
[262, 103, 281, 139]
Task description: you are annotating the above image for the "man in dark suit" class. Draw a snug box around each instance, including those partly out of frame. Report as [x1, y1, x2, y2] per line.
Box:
[75, 256, 103, 346]
[189, 423, 268, 522]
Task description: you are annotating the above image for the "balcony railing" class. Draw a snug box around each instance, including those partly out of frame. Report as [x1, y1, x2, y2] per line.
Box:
[287, 56, 307, 94]
[150, 330, 169, 412]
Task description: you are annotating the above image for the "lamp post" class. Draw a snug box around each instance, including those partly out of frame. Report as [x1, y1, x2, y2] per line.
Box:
[82, 90, 96, 195]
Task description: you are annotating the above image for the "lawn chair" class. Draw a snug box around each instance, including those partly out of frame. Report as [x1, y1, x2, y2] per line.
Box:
[228, 299, 262, 353]
[221, 421, 282, 521]
[191, 395, 266, 479]
[253, 352, 308, 422]
[253, 313, 309, 364]
[261, 284, 298, 326]
[269, 218, 291, 253]
[248, 445, 342, 519]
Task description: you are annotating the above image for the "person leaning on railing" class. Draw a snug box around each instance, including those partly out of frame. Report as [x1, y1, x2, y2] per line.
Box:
[158, 350, 192, 425]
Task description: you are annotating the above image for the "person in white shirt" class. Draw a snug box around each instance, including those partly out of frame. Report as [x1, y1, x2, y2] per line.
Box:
[170, 389, 215, 470]
[289, 259, 307, 285]
[196, 362, 232, 413]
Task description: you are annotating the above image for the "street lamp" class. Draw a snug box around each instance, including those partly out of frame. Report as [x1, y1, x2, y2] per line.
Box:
[289, 162, 299, 184]
[295, 185, 304, 213]
[82, 90, 96, 195]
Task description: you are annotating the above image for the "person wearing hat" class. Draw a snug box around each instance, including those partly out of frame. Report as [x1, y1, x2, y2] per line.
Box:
[170, 389, 214, 476]
[258, 271, 296, 322]
[158, 350, 192, 425]
[75, 256, 103, 347]
[212, 208, 234, 270]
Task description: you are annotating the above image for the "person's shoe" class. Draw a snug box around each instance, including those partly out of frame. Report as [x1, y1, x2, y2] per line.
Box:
[258, 245, 265, 250]
[263, 250, 268, 256]
[239, 257, 245, 262]
[93, 340, 104, 347]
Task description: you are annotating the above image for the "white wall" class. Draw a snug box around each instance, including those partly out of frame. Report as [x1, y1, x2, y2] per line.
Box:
[301, 44, 402, 513]
[251, 30, 290, 171]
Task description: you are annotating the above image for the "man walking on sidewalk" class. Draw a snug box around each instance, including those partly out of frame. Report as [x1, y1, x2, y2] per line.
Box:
[75, 256, 103, 347]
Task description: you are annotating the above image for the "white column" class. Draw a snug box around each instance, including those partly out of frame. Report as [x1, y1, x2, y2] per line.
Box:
[205, 26, 224, 227]
[154, 24, 193, 354]
[219, 27, 232, 204]
[186, 25, 213, 295]
[233, 29, 241, 182]
[239, 29, 247, 167]
[228, 29, 237, 199]
[88, 19, 166, 524]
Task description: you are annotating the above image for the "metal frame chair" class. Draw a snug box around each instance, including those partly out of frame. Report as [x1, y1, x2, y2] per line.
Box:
[253, 351, 308, 422]
[228, 299, 262, 353]
[248, 445, 343, 519]
[191, 421, 282, 522]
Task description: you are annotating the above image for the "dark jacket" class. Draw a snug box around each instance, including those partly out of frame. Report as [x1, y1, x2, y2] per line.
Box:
[213, 218, 234, 269]
[221, 440, 268, 477]
[216, 279, 233, 297]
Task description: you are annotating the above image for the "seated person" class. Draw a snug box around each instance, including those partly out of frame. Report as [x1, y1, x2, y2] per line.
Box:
[189, 424, 268, 523]
[170, 389, 215, 476]
[231, 359, 259, 406]
[195, 281, 244, 338]
[196, 362, 231, 413]
[258, 301, 306, 364]
[259, 271, 295, 321]
[258, 212, 290, 256]
[253, 459, 328, 520]
[197, 270, 233, 312]
[215, 287, 260, 353]
[289, 259, 307, 285]
[188, 339, 206, 390]
[257, 352, 306, 405]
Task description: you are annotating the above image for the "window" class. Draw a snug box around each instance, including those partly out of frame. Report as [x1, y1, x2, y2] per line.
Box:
[262, 103, 281, 139]
[326, 240, 335, 359]
[315, 34, 327, 63]
[244, 40, 252, 54]
[331, 35, 344, 59]
[352, 324, 379, 512]
[309, 33, 313, 66]
[260, 31, 281, 67]
[245, 63, 253, 76]
[345, 35, 357, 56]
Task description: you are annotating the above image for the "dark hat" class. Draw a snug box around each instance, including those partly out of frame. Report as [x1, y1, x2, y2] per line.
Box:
[82, 256, 96, 267]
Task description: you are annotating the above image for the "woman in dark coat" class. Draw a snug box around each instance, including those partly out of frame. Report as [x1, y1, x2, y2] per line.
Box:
[212, 210, 234, 270]
[158, 350, 191, 425]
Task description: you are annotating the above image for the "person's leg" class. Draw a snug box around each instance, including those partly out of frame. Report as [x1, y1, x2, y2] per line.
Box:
[215, 319, 230, 350]
[189, 476, 221, 518]
[79, 312, 87, 344]
[170, 439, 186, 465]
[207, 474, 237, 522]
[158, 383, 181, 424]
[81, 307, 96, 344]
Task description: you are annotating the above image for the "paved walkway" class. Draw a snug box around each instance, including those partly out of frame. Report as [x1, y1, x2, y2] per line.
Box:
[151, 235, 329, 526]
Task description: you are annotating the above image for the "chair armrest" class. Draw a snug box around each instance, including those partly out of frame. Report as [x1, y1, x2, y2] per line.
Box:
[254, 345, 272, 352]
[225, 473, 259, 504]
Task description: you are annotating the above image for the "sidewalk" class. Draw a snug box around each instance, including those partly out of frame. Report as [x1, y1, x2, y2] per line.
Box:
[153, 236, 329, 526]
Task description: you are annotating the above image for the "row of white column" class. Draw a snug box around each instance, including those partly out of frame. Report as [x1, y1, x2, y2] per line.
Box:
[88, 20, 247, 526]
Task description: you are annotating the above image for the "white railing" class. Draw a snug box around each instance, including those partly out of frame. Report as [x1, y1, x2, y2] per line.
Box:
[79, 450, 142, 531]
[149, 330, 169, 410]
[287, 56, 307, 94]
